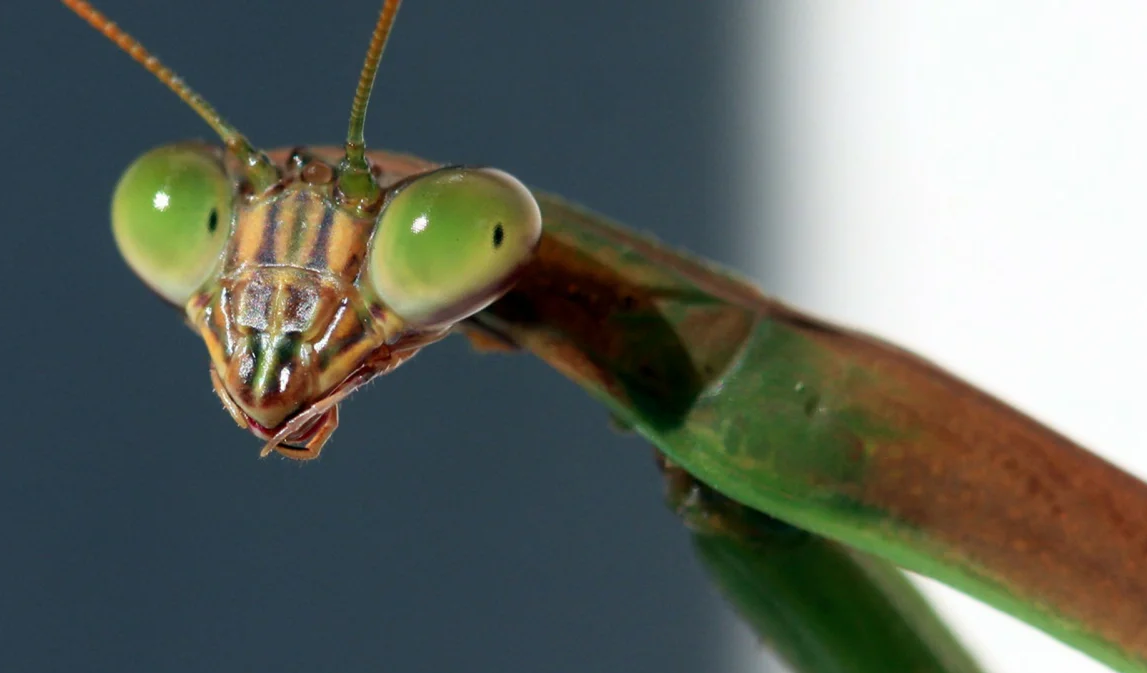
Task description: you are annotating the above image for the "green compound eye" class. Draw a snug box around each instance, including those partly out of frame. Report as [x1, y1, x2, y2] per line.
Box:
[368, 167, 542, 326]
[111, 144, 232, 305]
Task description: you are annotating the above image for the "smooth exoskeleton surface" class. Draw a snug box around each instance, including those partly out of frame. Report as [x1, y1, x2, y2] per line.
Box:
[368, 167, 542, 327]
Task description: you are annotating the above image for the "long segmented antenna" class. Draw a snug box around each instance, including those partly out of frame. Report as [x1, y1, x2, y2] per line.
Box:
[61, 0, 277, 190]
[344, 0, 403, 170]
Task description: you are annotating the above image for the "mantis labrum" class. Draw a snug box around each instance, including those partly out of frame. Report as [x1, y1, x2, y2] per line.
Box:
[62, 1, 1147, 671]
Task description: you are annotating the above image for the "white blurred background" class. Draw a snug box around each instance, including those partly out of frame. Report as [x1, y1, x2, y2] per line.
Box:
[731, 2, 1147, 672]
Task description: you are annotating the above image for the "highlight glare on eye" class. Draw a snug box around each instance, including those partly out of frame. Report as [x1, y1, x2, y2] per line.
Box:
[112, 145, 233, 305]
[411, 215, 428, 234]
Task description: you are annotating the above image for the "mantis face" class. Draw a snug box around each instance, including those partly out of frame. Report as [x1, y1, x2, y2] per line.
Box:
[110, 144, 541, 458]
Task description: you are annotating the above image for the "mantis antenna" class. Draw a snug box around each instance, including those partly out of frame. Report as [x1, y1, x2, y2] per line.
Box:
[61, 0, 278, 191]
[345, 0, 403, 168]
[339, 0, 403, 209]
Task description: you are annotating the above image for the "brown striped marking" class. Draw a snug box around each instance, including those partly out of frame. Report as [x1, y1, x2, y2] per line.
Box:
[185, 151, 445, 451]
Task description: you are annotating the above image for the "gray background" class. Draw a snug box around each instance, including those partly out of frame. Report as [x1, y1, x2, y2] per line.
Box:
[1, 2, 775, 671]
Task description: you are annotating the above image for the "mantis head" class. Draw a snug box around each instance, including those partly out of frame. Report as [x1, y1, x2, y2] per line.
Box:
[63, 0, 542, 459]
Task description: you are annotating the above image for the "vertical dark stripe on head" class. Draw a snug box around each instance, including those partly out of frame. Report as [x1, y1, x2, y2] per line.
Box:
[307, 203, 336, 269]
[256, 199, 282, 264]
[244, 333, 262, 389]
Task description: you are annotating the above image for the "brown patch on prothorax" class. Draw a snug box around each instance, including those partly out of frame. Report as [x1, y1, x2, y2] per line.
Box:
[301, 161, 334, 185]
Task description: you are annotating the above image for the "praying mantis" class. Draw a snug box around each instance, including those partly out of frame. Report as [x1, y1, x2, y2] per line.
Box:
[62, 0, 1147, 671]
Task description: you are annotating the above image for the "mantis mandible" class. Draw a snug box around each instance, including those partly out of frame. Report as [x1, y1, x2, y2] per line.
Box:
[63, 0, 1147, 671]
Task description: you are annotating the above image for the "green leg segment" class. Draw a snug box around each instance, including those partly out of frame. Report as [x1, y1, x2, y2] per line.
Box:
[659, 454, 986, 673]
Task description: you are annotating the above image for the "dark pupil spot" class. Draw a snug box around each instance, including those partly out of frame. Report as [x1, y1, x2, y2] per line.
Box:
[492, 223, 504, 248]
[207, 209, 219, 233]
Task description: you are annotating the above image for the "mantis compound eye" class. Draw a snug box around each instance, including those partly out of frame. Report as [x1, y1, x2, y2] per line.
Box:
[367, 166, 542, 327]
[111, 143, 232, 305]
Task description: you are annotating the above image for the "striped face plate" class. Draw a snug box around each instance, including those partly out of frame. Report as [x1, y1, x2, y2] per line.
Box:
[186, 150, 446, 459]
